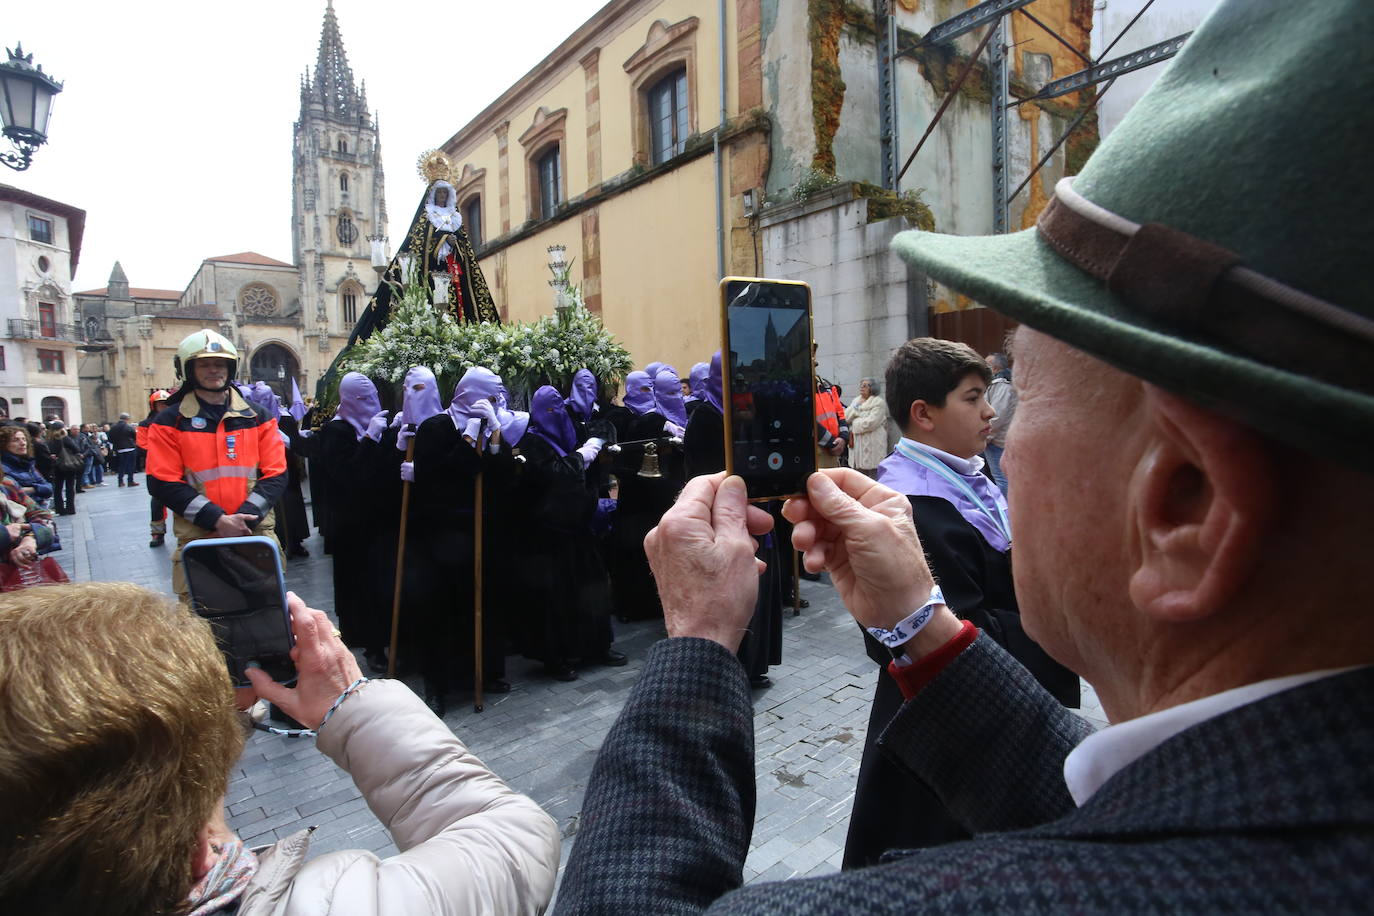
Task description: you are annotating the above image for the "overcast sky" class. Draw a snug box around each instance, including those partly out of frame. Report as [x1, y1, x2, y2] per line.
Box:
[6, 0, 607, 293]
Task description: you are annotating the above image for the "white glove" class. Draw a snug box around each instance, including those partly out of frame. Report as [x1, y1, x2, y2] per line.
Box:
[471, 398, 499, 427]
[299, 429, 312, 438]
[364, 410, 390, 442]
[463, 416, 484, 441]
[396, 424, 416, 451]
[576, 437, 605, 465]
[400, 460, 415, 483]
[390, 412, 404, 428]
[664, 421, 686, 437]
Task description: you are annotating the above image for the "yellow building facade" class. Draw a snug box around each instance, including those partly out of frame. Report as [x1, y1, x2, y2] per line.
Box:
[440, 0, 770, 374]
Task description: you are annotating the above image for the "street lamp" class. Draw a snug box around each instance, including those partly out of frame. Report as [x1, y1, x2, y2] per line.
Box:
[0, 44, 63, 172]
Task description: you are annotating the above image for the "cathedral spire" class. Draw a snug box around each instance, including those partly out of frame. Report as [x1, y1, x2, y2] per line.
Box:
[308, 0, 360, 122]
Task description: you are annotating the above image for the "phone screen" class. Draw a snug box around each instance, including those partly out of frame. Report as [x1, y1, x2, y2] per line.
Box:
[722, 278, 817, 501]
[182, 536, 296, 687]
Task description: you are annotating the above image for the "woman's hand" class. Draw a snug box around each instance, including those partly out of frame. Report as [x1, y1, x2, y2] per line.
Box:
[7, 534, 38, 566]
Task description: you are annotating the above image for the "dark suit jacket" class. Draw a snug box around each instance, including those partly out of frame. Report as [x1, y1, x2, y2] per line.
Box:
[555, 636, 1374, 913]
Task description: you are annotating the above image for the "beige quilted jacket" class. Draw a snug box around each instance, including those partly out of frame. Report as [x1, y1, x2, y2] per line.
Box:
[236, 680, 560, 915]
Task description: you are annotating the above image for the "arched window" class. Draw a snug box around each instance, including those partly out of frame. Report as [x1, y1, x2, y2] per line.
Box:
[337, 136, 348, 153]
[340, 172, 349, 192]
[536, 146, 561, 220]
[463, 196, 483, 248]
[41, 396, 66, 423]
[648, 68, 689, 165]
[341, 284, 360, 325]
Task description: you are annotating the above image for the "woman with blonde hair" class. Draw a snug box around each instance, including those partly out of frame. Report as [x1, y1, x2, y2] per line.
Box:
[846, 377, 893, 477]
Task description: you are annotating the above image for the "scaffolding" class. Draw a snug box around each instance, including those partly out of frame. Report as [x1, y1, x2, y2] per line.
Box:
[875, 0, 1190, 232]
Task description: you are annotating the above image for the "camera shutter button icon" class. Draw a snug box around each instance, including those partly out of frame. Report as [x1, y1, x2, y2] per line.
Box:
[767, 452, 783, 470]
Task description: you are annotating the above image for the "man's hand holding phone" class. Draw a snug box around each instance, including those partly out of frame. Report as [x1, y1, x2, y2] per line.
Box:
[245, 592, 363, 729]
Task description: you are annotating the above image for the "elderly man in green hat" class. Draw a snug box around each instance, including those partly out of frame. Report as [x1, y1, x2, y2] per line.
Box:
[552, 0, 1373, 912]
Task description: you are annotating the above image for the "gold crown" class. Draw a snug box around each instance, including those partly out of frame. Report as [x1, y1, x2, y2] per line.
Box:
[416, 149, 453, 184]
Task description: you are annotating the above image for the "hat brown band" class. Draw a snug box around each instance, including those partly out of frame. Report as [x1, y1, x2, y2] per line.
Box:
[1036, 178, 1374, 395]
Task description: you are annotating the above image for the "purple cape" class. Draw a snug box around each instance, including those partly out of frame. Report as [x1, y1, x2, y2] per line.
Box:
[876, 442, 1011, 553]
[335, 373, 381, 440]
[528, 385, 577, 456]
[565, 368, 598, 421]
[652, 369, 688, 427]
[623, 371, 655, 416]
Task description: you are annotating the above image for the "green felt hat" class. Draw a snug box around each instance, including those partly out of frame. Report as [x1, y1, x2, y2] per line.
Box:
[891, 0, 1374, 468]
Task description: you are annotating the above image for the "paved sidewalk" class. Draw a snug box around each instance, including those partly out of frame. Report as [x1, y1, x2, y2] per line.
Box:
[62, 479, 1108, 895]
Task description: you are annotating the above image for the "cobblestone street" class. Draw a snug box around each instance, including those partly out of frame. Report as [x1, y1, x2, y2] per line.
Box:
[58, 478, 1107, 897]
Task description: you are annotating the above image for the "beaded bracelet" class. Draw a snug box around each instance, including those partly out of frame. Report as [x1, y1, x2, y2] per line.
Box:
[252, 677, 371, 739]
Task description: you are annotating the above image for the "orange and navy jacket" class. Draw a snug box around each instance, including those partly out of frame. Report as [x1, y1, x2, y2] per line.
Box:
[814, 379, 850, 452]
[146, 388, 287, 532]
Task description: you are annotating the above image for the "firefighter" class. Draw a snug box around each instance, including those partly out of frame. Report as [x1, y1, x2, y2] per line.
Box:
[137, 388, 173, 547]
[145, 329, 287, 600]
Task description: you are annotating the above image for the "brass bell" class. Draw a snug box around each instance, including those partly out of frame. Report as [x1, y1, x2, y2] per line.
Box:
[638, 442, 664, 479]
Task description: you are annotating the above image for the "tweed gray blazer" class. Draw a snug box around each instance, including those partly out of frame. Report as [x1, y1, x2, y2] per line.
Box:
[555, 635, 1374, 913]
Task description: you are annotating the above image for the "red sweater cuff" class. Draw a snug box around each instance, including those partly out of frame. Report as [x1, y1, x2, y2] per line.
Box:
[887, 619, 978, 700]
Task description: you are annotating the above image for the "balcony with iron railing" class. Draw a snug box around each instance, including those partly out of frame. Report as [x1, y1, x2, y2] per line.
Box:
[8, 318, 85, 343]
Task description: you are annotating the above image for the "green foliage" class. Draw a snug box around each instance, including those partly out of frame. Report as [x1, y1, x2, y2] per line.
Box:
[340, 268, 632, 400]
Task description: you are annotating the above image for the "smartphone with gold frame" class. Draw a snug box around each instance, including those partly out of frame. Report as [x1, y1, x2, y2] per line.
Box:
[719, 277, 818, 502]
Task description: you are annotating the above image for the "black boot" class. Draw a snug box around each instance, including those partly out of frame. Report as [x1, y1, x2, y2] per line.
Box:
[363, 647, 388, 675]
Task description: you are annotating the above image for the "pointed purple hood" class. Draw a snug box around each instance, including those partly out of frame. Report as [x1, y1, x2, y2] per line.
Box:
[704, 350, 724, 416]
[686, 362, 710, 403]
[495, 383, 529, 446]
[528, 385, 577, 456]
[623, 371, 655, 415]
[401, 366, 444, 428]
[247, 381, 280, 418]
[653, 368, 687, 427]
[446, 367, 503, 447]
[565, 368, 598, 421]
[335, 373, 381, 440]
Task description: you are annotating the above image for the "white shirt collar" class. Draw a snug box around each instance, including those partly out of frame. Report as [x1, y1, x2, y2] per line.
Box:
[899, 437, 985, 477]
[1063, 666, 1366, 806]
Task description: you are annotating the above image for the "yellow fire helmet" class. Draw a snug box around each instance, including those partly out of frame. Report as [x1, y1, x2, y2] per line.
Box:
[174, 328, 238, 383]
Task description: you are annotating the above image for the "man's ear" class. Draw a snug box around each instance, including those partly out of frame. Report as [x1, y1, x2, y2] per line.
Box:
[906, 399, 936, 434]
[1127, 387, 1278, 623]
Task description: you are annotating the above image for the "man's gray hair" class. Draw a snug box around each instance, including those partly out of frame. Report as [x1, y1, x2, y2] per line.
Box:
[118, 412, 131, 420]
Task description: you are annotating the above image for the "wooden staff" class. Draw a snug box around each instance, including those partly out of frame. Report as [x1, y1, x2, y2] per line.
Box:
[473, 469, 484, 712]
[792, 548, 802, 617]
[386, 437, 415, 679]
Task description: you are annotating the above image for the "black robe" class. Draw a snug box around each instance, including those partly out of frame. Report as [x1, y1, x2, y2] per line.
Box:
[607, 411, 681, 620]
[316, 419, 391, 650]
[683, 405, 784, 680]
[842, 496, 1081, 868]
[405, 413, 506, 693]
[273, 414, 311, 551]
[513, 434, 613, 666]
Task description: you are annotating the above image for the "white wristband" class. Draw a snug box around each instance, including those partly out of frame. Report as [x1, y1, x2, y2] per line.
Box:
[866, 584, 945, 650]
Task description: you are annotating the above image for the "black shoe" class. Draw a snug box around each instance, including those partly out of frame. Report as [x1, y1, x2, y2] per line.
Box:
[547, 664, 578, 682]
[484, 677, 512, 694]
[288, 544, 310, 558]
[268, 703, 306, 728]
[424, 691, 447, 717]
[598, 648, 629, 667]
[750, 675, 773, 689]
[788, 595, 810, 609]
[363, 648, 388, 675]
[799, 570, 822, 582]
[149, 535, 164, 548]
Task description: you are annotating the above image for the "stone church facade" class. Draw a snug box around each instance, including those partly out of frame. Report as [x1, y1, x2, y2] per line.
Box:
[75, 1, 387, 421]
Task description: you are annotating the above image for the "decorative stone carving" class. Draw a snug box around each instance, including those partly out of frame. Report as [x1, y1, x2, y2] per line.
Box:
[240, 284, 280, 317]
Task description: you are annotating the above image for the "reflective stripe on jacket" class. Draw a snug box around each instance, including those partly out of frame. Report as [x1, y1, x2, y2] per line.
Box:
[815, 382, 849, 450]
[145, 388, 287, 532]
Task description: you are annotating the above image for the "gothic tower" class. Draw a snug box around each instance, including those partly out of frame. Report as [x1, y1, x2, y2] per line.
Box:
[292, 0, 387, 374]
